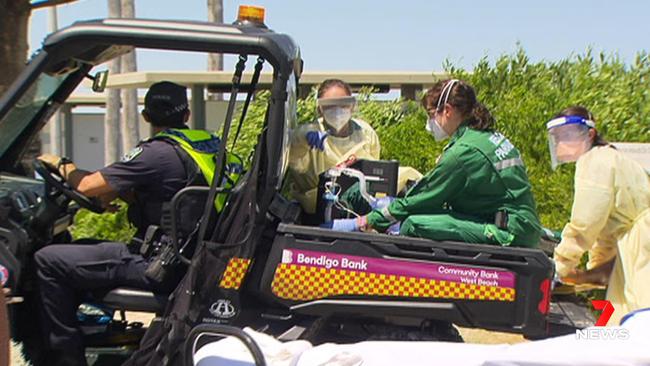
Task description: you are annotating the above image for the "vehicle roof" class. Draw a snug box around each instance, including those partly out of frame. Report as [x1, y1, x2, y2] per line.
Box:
[0, 18, 301, 169]
[41, 18, 301, 74]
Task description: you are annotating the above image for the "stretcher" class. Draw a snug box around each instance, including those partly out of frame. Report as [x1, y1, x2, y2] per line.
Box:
[190, 308, 650, 366]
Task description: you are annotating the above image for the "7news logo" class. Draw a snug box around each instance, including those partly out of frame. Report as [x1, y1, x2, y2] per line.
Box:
[575, 300, 630, 340]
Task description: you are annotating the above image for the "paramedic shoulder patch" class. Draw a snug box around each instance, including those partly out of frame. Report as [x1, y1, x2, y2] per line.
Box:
[121, 146, 143, 162]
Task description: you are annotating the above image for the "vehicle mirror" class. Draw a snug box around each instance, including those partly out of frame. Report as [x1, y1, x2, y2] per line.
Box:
[91, 70, 109, 93]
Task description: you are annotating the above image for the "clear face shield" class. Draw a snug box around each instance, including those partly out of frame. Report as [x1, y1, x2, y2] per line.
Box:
[546, 116, 595, 169]
[317, 96, 355, 132]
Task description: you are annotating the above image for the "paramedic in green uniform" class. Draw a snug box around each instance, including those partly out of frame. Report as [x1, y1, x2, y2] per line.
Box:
[330, 80, 541, 248]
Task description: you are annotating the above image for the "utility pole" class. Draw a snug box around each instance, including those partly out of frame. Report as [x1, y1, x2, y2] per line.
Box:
[120, 0, 140, 150]
[105, 0, 121, 164]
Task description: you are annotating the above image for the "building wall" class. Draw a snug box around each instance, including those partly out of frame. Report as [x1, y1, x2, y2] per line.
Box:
[40, 100, 238, 171]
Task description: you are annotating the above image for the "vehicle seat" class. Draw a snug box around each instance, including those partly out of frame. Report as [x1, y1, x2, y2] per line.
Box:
[101, 287, 168, 313]
[99, 187, 210, 314]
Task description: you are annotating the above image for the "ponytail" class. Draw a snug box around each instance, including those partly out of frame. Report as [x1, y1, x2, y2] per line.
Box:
[422, 80, 495, 131]
[468, 102, 495, 131]
[555, 105, 611, 147]
[592, 132, 610, 147]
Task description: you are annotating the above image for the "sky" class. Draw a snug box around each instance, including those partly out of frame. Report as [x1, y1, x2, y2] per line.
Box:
[28, 0, 650, 74]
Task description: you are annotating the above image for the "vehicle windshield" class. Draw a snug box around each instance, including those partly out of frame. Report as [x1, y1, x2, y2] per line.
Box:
[280, 72, 298, 186]
[0, 72, 66, 157]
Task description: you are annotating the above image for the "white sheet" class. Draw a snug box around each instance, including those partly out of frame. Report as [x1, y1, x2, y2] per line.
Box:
[194, 310, 650, 366]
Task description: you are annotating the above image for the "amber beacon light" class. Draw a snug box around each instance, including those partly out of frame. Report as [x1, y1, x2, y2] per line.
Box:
[236, 5, 267, 28]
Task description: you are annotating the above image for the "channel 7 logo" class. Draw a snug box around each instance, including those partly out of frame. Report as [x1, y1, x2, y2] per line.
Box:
[592, 300, 615, 326]
[575, 300, 630, 340]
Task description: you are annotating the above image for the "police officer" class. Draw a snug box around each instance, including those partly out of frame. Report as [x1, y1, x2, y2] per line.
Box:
[33, 81, 237, 366]
[330, 80, 541, 248]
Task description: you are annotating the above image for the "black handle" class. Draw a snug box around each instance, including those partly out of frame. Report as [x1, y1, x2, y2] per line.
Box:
[184, 324, 267, 366]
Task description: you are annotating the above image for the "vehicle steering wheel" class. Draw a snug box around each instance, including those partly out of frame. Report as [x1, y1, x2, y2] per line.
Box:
[32, 159, 106, 214]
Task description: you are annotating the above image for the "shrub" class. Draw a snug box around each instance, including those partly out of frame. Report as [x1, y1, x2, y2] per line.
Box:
[69, 201, 135, 242]
[447, 48, 650, 228]
[72, 49, 650, 237]
[357, 49, 650, 229]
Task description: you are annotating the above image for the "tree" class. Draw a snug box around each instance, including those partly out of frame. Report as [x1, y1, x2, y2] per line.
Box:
[105, 0, 122, 164]
[0, 0, 77, 95]
[119, 0, 140, 152]
[0, 1, 77, 358]
[207, 0, 223, 100]
[0, 1, 32, 96]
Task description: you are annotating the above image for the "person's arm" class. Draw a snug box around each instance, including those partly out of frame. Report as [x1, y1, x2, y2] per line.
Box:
[288, 125, 314, 174]
[554, 152, 615, 278]
[367, 149, 466, 231]
[587, 236, 618, 270]
[40, 156, 119, 204]
[97, 144, 161, 201]
[0, 289, 9, 366]
[368, 127, 381, 159]
[63, 167, 117, 198]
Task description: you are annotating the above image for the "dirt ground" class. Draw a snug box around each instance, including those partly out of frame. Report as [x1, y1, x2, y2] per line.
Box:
[457, 327, 526, 344]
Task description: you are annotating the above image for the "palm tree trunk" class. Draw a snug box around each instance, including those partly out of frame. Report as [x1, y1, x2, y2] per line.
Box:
[105, 0, 122, 163]
[0, 0, 30, 96]
[207, 0, 223, 101]
[120, 0, 140, 150]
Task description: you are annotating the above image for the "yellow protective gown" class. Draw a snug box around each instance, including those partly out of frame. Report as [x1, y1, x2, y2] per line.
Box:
[288, 118, 380, 213]
[553, 146, 650, 325]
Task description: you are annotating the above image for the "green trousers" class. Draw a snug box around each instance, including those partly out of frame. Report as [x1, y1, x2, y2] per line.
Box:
[338, 182, 373, 216]
[340, 183, 517, 246]
[399, 212, 515, 245]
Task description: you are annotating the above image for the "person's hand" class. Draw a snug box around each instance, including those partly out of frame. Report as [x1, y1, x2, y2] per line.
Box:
[371, 196, 394, 210]
[327, 216, 367, 232]
[386, 221, 401, 235]
[306, 131, 327, 151]
[560, 260, 614, 286]
[552, 251, 574, 278]
[38, 153, 62, 169]
[330, 218, 359, 232]
[98, 195, 120, 213]
[321, 216, 369, 232]
[38, 154, 77, 179]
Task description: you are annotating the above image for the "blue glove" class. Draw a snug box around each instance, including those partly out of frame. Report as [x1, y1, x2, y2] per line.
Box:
[330, 218, 360, 232]
[371, 196, 394, 210]
[306, 131, 327, 151]
[386, 222, 401, 235]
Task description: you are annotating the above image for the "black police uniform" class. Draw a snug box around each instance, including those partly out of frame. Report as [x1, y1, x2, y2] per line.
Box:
[34, 133, 192, 364]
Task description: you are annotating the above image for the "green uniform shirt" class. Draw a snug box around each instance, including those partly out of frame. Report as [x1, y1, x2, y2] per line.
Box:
[367, 124, 541, 247]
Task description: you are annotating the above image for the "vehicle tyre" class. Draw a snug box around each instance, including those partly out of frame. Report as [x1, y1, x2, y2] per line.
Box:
[302, 317, 464, 344]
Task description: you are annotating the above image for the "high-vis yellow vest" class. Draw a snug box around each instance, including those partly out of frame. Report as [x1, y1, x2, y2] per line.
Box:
[155, 128, 243, 211]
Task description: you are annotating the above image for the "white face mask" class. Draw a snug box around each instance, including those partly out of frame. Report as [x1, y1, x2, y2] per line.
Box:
[322, 107, 352, 132]
[426, 117, 449, 141]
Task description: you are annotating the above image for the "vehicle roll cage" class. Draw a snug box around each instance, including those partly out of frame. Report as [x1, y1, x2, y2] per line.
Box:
[0, 19, 302, 179]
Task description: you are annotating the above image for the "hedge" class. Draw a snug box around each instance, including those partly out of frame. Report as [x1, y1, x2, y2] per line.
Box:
[70, 49, 650, 240]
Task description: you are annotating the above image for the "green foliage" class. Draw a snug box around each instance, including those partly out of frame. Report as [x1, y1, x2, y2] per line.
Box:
[358, 95, 443, 173]
[228, 50, 650, 230]
[69, 201, 135, 242]
[72, 49, 650, 238]
[229, 88, 320, 164]
[448, 48, 650, 228]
